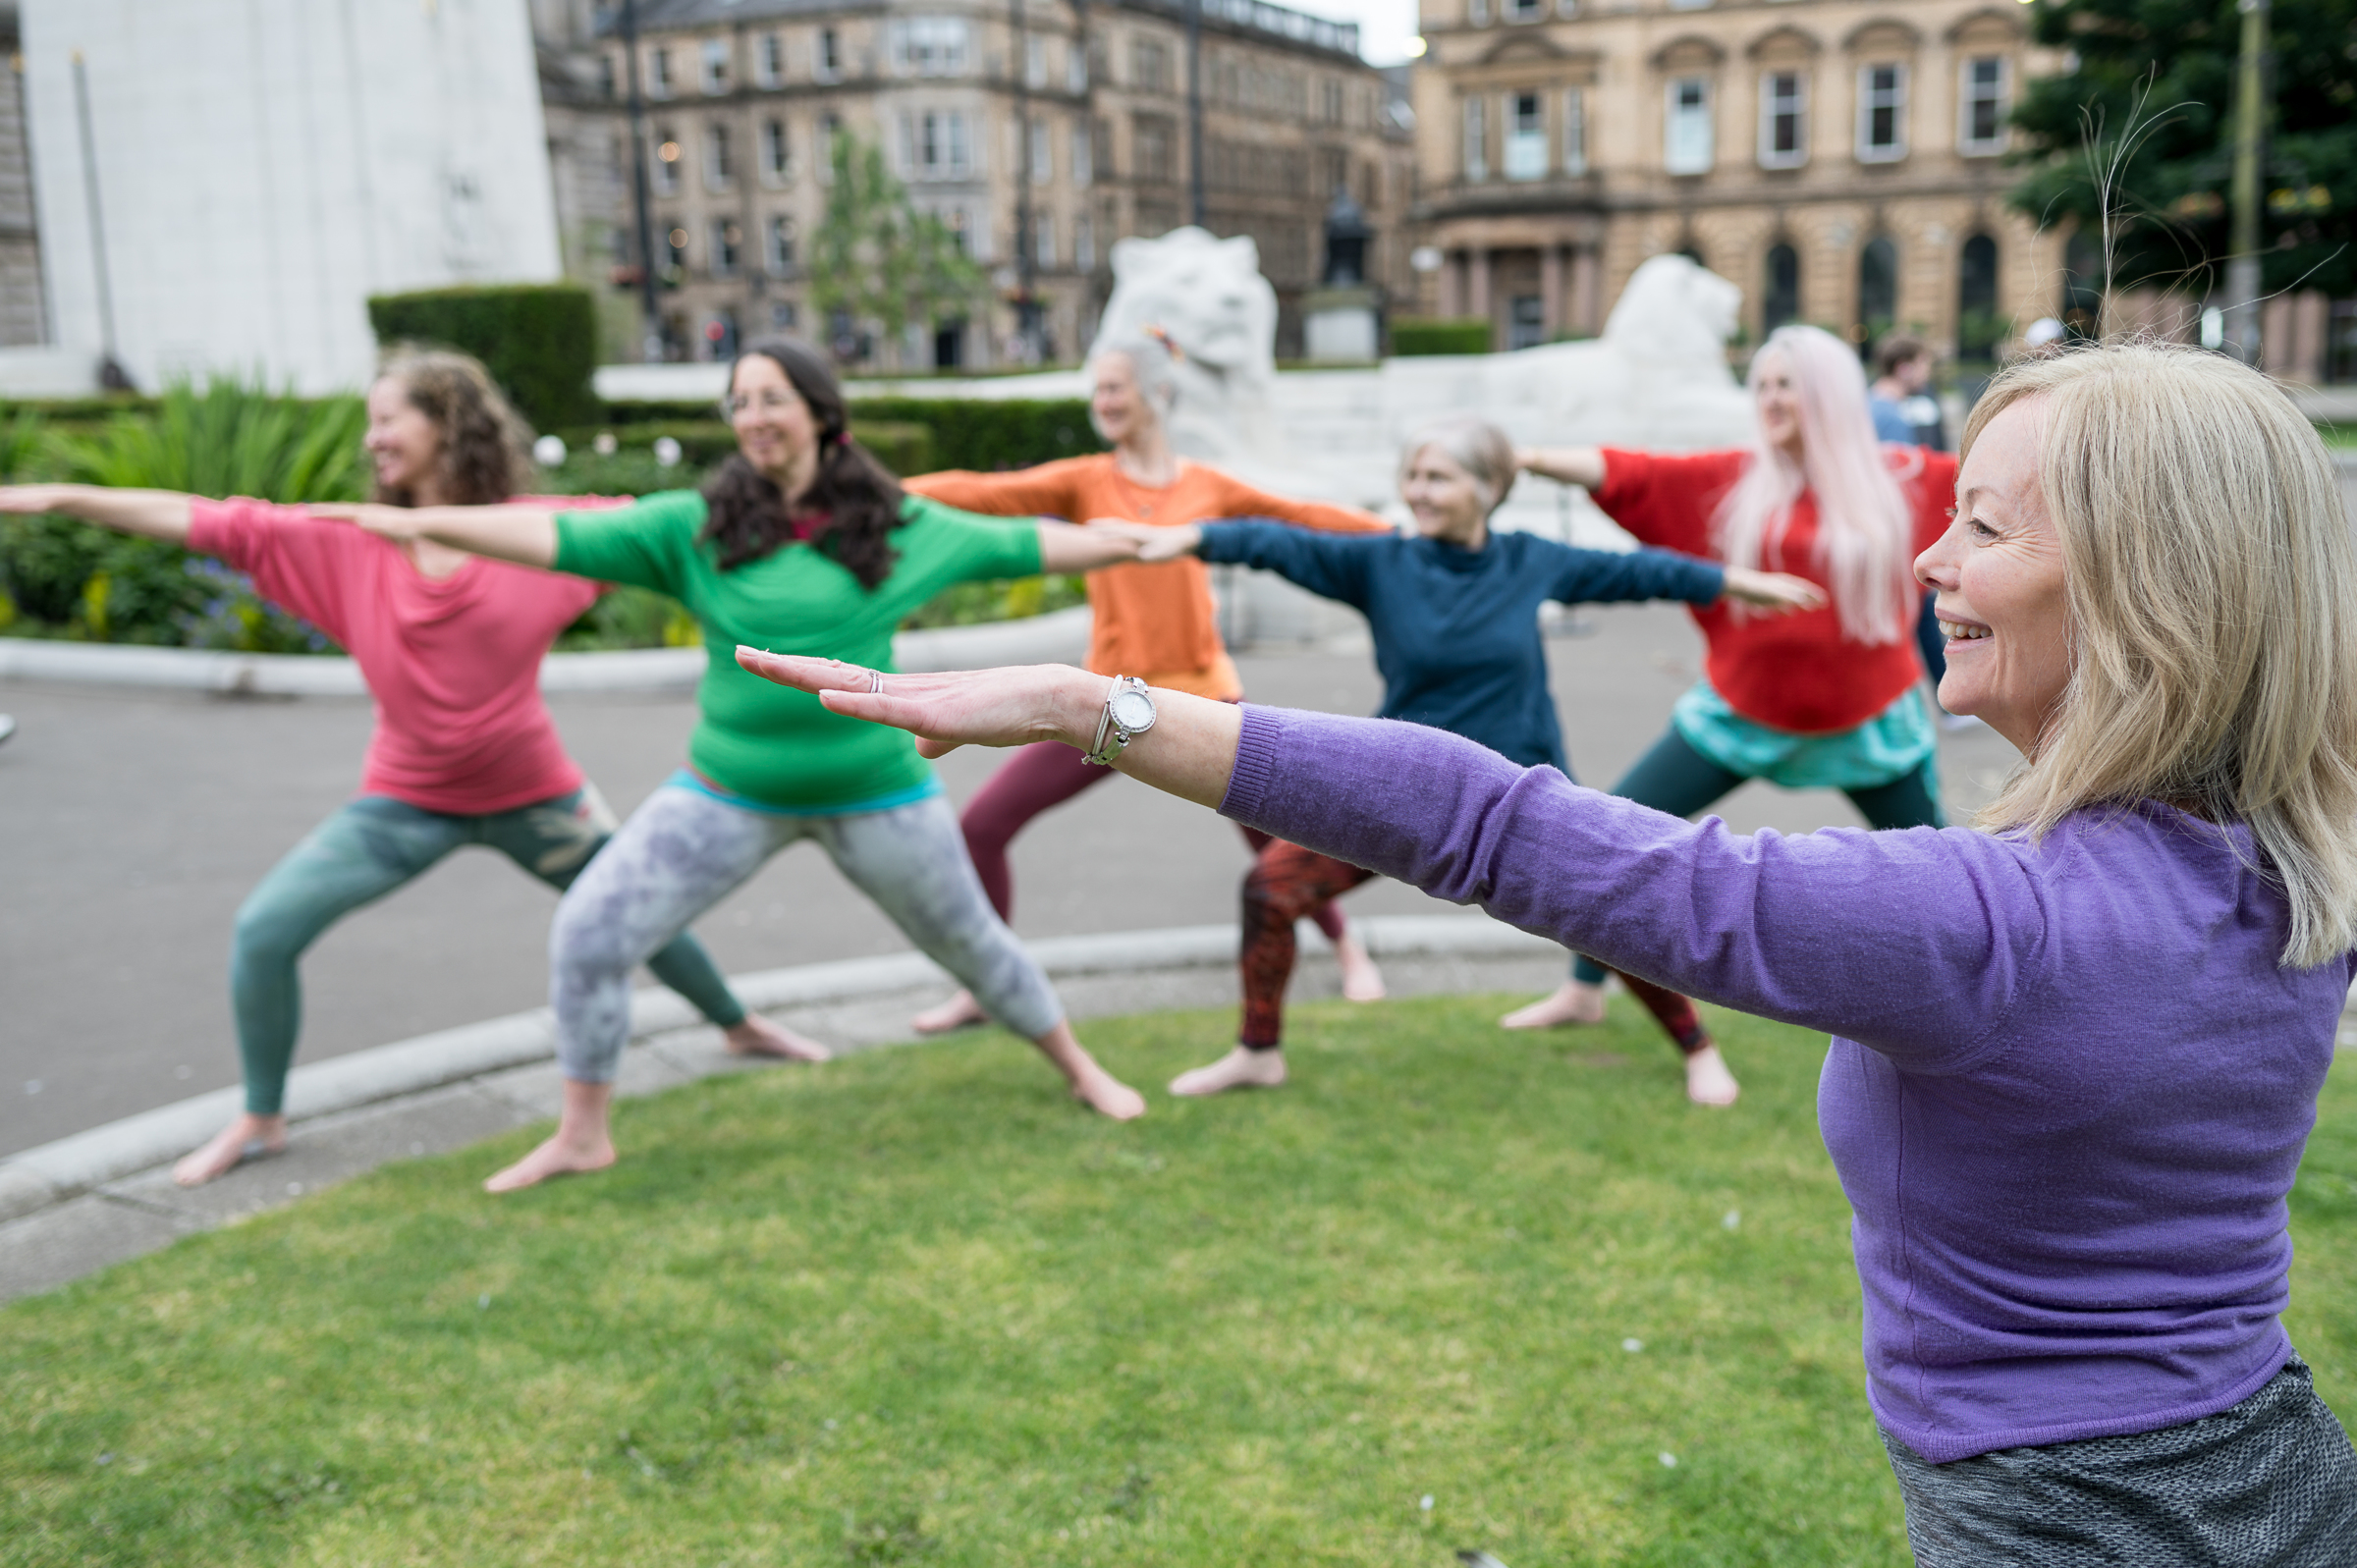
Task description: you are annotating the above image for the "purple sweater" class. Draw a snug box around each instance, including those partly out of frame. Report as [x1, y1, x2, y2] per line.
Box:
[1220, 706, 2348, 1463]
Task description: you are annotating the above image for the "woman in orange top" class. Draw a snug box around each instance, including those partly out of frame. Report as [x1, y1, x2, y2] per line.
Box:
[901, 333, 1394, 1034]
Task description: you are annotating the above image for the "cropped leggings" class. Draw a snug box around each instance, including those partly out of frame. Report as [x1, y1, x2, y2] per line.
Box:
[551, 784, 1063, 1083]
[962, 737, 1347, 943]
[230, 785, 743, 1115]
[1568, 725, 1945, 1053]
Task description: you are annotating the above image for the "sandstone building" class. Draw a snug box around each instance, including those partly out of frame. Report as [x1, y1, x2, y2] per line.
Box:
[562, 0, 1413, 367]
[1408, 0, 2064, 363]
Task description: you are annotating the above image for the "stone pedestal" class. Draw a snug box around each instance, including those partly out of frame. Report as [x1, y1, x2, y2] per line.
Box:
[1301, 285, 1380, 364]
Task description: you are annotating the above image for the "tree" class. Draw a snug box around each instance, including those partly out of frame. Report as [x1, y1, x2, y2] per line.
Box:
[2008, 0, 2357, 301]
[807, 132, 990, 365]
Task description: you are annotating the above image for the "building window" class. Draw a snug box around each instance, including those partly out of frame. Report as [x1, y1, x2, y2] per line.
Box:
[755, 33, 784, 88]
[1562, 86, 1587, 175]
[1505, 90, 1547, 181]
[665, 225, 689, 274]
[762, 119, 790, 181]
[1507, 0, 1544, 18]
[1668, 0, 1713, 10]
[1856, 64, 1907, 163]
[649, 46, 675, 98]
[1030, 119, 1053, 185]
[1509, 295, 1545, 350]
[1075, 213, 1096, 271]
[1135, 114, 1176, 183]
[1068, 43, 1088, 93]
[1664, 77, 1714, 175]
[893, 18, 970, 77]
[1071, 122, 1093, 187]
[653, 127, 682, 193]
[1467, 0, 1492, 24]
[705, 123, 734, 190]
[815, 27, 841, 82]
[1131, 38, 1172, 93]
[818, 111, 843, 180]
[1959, 56, 2008, 154]
[1026, 35, 1049, 89]
[771, 300, 799, 332]
[1461, 94, 1487, 181]
[767, 215, 797, 274]
[1958, 233, 2001, 360]
[1763, 242, 1800, 333]
[1858, 236, 1898, 345]
[1759, 71, 1806, 168]
[701, 37, 730, 94]
[904, 110, 974, 179]
[1322, 79, 1344, 124]
[599, 54, 618, 100]
[1034, 212, 1057, 268]
[711, 219, 740, 277]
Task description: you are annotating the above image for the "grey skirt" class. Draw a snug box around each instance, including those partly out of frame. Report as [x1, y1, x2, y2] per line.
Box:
[1882, 1358, 2357, 1567]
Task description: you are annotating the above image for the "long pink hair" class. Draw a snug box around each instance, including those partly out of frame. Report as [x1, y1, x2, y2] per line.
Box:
[1712, 325, 1919, 645]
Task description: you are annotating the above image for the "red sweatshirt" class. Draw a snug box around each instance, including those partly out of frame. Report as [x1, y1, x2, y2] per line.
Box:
[1593, 447, 1958, 734]
[189, 497, 615, 814]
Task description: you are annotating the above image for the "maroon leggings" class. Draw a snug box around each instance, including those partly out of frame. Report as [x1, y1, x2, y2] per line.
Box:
[959, 739, 1348, 941]
[1237, 839, 1711, 1055]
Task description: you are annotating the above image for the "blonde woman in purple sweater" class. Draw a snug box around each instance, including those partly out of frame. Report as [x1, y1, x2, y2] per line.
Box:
[737, 343, 2357, 1560]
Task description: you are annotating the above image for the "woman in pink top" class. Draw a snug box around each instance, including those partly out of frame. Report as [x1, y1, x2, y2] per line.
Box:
[0, 350, 809, 1186]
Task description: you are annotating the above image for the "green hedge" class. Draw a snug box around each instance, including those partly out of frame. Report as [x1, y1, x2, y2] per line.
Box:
[846, 398, 1099, 473]
[366, 285, 600, 433]
[1389, 317, 1495, 356]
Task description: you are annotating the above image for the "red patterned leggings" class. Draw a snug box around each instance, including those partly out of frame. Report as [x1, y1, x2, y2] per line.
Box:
[1237, 839, 1710, 1055]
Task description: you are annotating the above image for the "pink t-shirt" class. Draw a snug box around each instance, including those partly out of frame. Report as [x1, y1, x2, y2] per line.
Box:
[188, 496, 614, 815]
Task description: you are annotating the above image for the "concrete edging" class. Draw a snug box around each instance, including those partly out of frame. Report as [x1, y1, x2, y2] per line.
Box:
[0, 913, 1555, 1229]
[0, 605, 1095, 696]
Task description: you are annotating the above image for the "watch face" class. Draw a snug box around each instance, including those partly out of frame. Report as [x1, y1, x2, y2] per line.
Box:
[1110, 689, 1156, 731]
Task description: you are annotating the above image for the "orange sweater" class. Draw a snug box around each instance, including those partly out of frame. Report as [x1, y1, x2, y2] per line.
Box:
[904, 455, 1388, 698]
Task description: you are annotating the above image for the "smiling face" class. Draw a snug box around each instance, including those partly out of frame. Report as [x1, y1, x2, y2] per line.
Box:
[727, 351, 819, 483]
[364, 377, 442, 500]
[1089, 352, 1158, 449]
[1399, 444, 1491, 548]
[1751, 350, 1804, 458]
[1915, 396, 2074, 754]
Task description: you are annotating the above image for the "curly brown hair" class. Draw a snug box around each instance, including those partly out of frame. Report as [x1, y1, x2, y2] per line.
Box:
[372, 346, 535, 507]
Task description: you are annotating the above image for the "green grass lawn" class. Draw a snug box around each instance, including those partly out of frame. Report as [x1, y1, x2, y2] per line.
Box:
[6, 997, 2354, 1567]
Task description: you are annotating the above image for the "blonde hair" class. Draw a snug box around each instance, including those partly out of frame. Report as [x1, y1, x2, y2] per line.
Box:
[1400, 415, 1517, 516]
[1714, 325, 1917, 644]
[1967, 341, 2357, 967]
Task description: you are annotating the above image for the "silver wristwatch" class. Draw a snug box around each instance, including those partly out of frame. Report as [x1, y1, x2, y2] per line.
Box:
[1080, 676, 1157, 766]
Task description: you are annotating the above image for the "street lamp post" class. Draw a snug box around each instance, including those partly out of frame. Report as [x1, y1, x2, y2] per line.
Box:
[1185, 0, 1205, 228]
[2222, 0, 2269, 364]
[620, 0, 665, 362]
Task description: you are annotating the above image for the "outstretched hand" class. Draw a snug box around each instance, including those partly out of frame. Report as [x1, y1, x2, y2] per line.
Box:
[307, 502, 426, 540]
[1081, 518, 1199, 564]
[734, 650, 1098, 759]
[1720, 568, 1828, 615]
[0, 484, 71, 515]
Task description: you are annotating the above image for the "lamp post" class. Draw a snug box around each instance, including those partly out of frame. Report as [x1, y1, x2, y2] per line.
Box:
[619, 0, 664, 361]
[2221, 0, 2269, 364]
[1185, 0, 1205, 228]
[1012, 0, 1042, 361]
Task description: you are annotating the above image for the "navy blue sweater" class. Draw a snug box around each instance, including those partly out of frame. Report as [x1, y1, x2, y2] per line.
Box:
[1198, 521, 1726, 776]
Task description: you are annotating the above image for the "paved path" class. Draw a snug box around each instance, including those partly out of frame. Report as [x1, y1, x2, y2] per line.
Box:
[0, 604, 2021, 1157]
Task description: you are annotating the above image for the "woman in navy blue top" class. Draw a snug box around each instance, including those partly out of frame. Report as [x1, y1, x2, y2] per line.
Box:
[1127, 416, 1822, 1100]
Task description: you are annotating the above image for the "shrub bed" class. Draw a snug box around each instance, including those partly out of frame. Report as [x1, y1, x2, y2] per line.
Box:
[1389, 318, 1495, 356]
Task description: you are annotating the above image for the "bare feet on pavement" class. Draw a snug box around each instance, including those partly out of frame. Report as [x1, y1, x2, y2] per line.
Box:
[173, 1113, 288, 1187]
[911, 989, 988, 1035]
[1498, 979, 1607, 1029]
[1169, 1046, 1288, 1097]
[1683, 1046, 1741, 1108]
[724, 1013, 831, 1062]
[1335, 933, 1386, 1002]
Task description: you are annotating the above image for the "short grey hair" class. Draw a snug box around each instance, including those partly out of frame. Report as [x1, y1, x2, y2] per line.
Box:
[1087, 336, 1181, 423]
[1400, 416, 1518, 516]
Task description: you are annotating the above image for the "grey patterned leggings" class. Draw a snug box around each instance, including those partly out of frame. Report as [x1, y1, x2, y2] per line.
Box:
[551, 784, 1065, 1082]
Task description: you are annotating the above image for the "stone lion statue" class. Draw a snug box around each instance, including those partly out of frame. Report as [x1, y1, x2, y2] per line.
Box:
[1088, 227, 1281, 468]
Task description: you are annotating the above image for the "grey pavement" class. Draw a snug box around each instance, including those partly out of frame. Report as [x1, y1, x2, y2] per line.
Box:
[0, 603, 2023, 1158]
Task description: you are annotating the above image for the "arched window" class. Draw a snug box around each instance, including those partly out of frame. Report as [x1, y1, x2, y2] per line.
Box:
[1957, 233, 2000, 361]
[1763, 242, 1800, 334]
[1857, 236, 1897, 351]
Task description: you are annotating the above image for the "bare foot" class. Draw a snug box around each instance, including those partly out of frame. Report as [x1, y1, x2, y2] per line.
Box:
[483, 1131, 616, 1192]
[1071, 1067, 1148, 1120]
[724, 1013, 831, 1062]
[1499, 979, 1608, 1029]
[910, 989, 988, 1035]
[1335, 933, 1386, 1002]
[1169, 1047, 1288, 1097]
[1683, 1046, 1741, 1108]
[172, 1112, 288, 1187]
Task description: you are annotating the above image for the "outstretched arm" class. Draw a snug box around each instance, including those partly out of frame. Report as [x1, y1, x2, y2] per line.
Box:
[310, 502, 558, 568]
[0, 484, 192, 542]
[1515, 447, 1606, 489]
[1037, 520, 1145, 573]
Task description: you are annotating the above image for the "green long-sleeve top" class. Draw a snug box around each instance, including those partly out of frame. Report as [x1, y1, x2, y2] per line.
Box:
[554, 491, 1041, 810]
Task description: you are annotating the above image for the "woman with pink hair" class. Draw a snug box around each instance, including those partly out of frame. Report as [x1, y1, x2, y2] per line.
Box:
[1510, 324, 1956, 1105]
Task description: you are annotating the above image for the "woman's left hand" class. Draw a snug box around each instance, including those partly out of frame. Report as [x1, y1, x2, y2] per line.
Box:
[308, 502, 425, 541]
[735, 651, 1099, 758]
[1720, 568, 1828, 614]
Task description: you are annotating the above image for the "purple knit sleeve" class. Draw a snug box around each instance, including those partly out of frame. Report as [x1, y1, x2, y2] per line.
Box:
[1220, 705, 2045, 1066]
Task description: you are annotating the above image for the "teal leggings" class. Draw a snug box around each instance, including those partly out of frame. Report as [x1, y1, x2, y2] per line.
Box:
[1569, 727, 1945, 989]
[229, 785, 745, 1114]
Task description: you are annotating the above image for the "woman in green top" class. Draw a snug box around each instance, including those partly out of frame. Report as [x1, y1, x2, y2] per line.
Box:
[335, 339, 1153, 1192]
